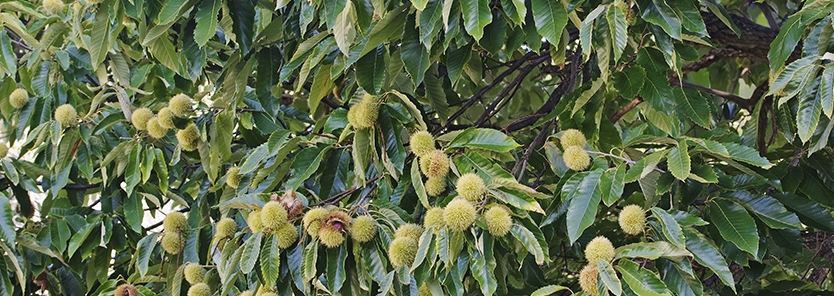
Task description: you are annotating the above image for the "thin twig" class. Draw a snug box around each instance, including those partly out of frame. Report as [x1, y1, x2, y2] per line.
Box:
[610, 97, 644, 123]
[512, 120, 554, 181]
[313, 175, 383, 206]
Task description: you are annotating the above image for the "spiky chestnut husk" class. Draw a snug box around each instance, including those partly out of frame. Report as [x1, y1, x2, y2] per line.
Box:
[275, 223, 298, 249]
[394, 223, 423, 241]
[423, 207, 445, 233]
[0, 143, 7, 159]
[54, 104, 77, 127]
[131, 107, 153, 130]
[261, 201, 288, 231]
[560, 129, 587, 148]
[455, 173, 487, 202]
[409, 131, 435, 158]
[350, 215, 377, 243]
[346, 97, 378, 129]
[255, 286, 274, 296]
[317, 225, 345, 248]
[484, 206, 512, 237]
[157, 107, 175, 129]
[579, 264, 599, 296]
[163, 212, 188, 232]
[177, 124, 200, 151]
[563, 146, 590, 171]
[388, 237, 418, 267]
[418, 283, 431, 296]
[215, 218, 237, 238]
[169, 94, 193, 116]
[183, 263, 206, 284]
[324, 210, 351, 230]
[258, 293, 277, 296]
[114, 284, 139, 296]
[619, 204, 647, 235]
[146, 117, 168, 139]
[420, 150, 450, 179]
[161, 233, 183, 254]
[224, 166, 242, 188]
[584, 236, 615, 263]
[247, 209, 264, 232]
[238, 291, 254, 296]
[443, 199, 476, 232]
[9, 88, 28, 109]
[425, 177, 446, 197]
[87, 0, 103, 4]
[303, 207, 329, 236]
[187, 283, 211, 296]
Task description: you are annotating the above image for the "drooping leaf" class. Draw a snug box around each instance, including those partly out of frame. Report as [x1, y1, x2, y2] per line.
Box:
[460, 0, 492, 41]
[565, 169, 603, 243]
[531, 0, 567, 45]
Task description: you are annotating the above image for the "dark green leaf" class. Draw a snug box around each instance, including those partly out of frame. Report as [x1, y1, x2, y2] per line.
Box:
[356, 45, 387, 95]
[239, 231, 263, 274]
[448, 128, 521, 152]
[565, 169, 603, 243]
[617, 259, 673, 296]
[460, 0, 492, 41]
[615, 241, 692, 261]
[708, 199, 759, 256]
[531, 0, 567, 45]
[402, 15, 431, 85]
[683, 228, 735, 292]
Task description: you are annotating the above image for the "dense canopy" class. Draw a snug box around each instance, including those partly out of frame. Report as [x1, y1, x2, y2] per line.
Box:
[0, 0, 833, 295]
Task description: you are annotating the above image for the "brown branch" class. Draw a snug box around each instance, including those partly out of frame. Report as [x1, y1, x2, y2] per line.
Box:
[504, 50, 582, 133]
[610, 97, 644, 123]
[682, 47, 756, 75]
[512, 120, 554, 180]
[475, 56, 550, 126]
[313, 175, 383, 207]
[436, 51, 539, 134]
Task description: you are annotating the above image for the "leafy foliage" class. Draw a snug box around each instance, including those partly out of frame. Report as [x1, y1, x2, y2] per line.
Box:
[0, 0, 832, 295]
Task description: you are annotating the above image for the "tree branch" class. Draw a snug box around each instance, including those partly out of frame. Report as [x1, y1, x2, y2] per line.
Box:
[671, 80, 754, 110]
[610, 97, 644, 123]
[313, 175, 383, 207]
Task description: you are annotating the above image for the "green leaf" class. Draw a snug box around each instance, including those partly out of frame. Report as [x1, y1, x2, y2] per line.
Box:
[0, 31, 18, 76]
[641, 0, 681, 40]
[158, 0, 191, 24]
[448, 128, 521, 152]
[402, 15, 431, 85]
[194, 0, 222, 47]
[683, 228, 735, 292]
[640, 66, 674, 112]
[674, 88, 712, 128]
[797, 77, 822, 143]
[769, 55, 820, 100]
[666, 141, 691, 181]
[419, 0, 443, 49]
[724, 191, 802, 230]
[460, 0, 491, 41]
[302, 241, 319, 280]
[261, 235, 281, 287]
[412, 0, 428, 10]
[599, 165, 625, 206]
[135, 233, 159, 277]
[239, 231, 263, 274]
[703, 0, 740, 36]
[530, 285, 569, 296]
[531, 0, 567, 45]
[617, 259, 673, 296]
[565, 169, 603, 243]
[356, 45, 386, 95]
[612, 64, 646, 99]
[607, 5, 627, 61]
[286, 147, 329, 190]
[820, 64, 834, 118]
[227, 0, 255, 53]
[708, 199, 759, 256]
[0, 196, 14, 246]
[88, 1, 111, 69]
[423, 70, 449, 125]
[723, 143, 772, 168]
[0, 243, 24, 292]
[333, 1, 356, 56]
[470, 234, 497, 296]
[326, 244, 347, 292]
[359, 5, 407, 57]
[767, 4, 832, 72]
[410, 230, 434, 272]
[597, 259, 622, 296]
[490, 189, 545, 214]
[67, 221, 96, 258]
[651, 207, 686, 247]
[580, 6, 605, 60]
[510, 223, 545, 265]
[501, 0, 526, 25]
[388, 90, 428, 130]
[673, 0, 706, 36]
[615, 241, 692, 261]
